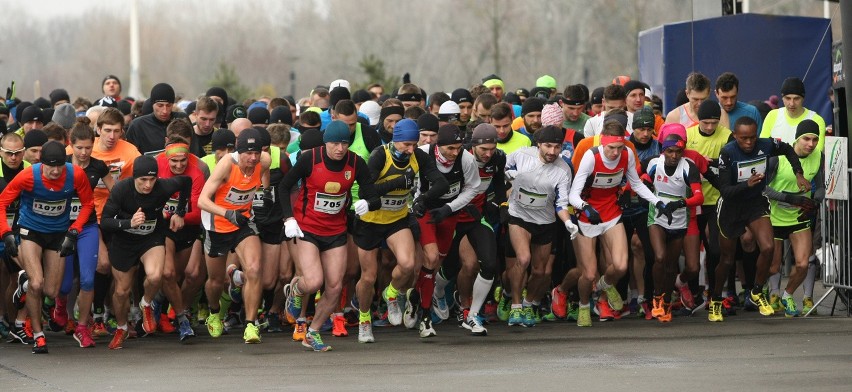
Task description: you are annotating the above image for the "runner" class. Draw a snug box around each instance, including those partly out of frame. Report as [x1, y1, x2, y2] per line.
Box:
[0, 132, 31, 345]
[760, 77, 826, 152]
[665, 72, 730, 129]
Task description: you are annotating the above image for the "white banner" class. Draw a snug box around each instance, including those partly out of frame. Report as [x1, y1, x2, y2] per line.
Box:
[824, 136, 848, 200]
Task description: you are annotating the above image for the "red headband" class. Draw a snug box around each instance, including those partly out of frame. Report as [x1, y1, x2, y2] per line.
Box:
[600, 135, 625, 146]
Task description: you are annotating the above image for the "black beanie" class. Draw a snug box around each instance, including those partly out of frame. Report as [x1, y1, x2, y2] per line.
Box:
[33, 97, 51, 109]
[780, 77, 805, 97]
[417, 113, 439, 133]
[380, 106, 405, 122]
[697, 100, 722, 121]
[255, 126, 272, 147]
[236, 127, 262, 153]
[226, 104, 247, 123]
[141, 99, 154, 116]
[451, 88, 473, 105]
[103, 75, 122, 90]
[248, 107, 269, 125]
[299, 128, 324, 150]
[133, 155, 159, 178]
[24, 129, 48, 148]
[20, 105, 43, 124]
[150, 83, 175, 103]
[622, 80, 645, 95]
[437, 124, 462, 146]
[352, 89, 372, 104]
[211, 128, 236, 150]
[206, 87, 228, 105]
[269, 106, 293, 126]
[184, 101, 197, 117]
[590, 87, 604, 105]
[604, 111, 628, 129]
[329, 87, 351, 110]
[15, 102, 32, 122]
[795, 119, 820, 140]
[40, 140, 66, 166]
[117, 100, 132, 116]
[522, 97, 545, 116]
[535, 125, 563, 144]
[49, 89, 70, 106]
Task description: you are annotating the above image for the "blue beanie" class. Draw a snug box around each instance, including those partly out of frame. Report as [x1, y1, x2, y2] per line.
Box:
[393, 119, 419, 142]
[324, 120, 351, 143]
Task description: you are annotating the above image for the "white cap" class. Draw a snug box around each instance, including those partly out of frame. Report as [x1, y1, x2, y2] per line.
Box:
[329, 79, 350, 92]
[359, 100, 381, 126]
[439, 100, 460, 115]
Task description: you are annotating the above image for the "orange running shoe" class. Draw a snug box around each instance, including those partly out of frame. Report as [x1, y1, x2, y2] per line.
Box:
[597, 298, 616, 321]
[651, 295, 665, 318]
[140, 304, 156, 335]
[109, 329, 128, 350]
[550, 286, 568, 319]
[657, 301, 672, 323]
[292, 319, 306, 341]
[332, 314, 348, 337]
[91, 321, 109, 337]
[158, 316, 176, 334]
[64, 319, 77, 335]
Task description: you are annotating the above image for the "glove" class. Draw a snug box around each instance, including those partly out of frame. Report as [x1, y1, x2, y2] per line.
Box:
[499, 203, 510, 225]
[787, 195, 817, 209]
[224, 209, 250, 227]
[262, 188, 274, 208]
[3, 232, 17, 258]
[395, 168, 416, 190]
[354, 199, 369, 216]
[565, 219, 579, 240]
[582, 204, 602, 225]
[655, 201, 673, 225]
[617, 189, 632, 209]
[462, 204, 482, 221]
[59, 229, 78, 257]
[411, 197, 427, 218]
[428, 205, 453, 224]
[284, 219, 304, 239]
[5, 81, 16, 107]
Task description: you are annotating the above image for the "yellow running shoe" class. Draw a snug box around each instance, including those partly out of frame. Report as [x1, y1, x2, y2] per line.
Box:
[802, 296, 817, 315]
[577, 306, 592, 327]
[749, 291, 774, 316]
[769, 294, 784, 314]
[206, 313, 224, 338]
[244, 322, 261, 344]
[708, 299, 724, 322]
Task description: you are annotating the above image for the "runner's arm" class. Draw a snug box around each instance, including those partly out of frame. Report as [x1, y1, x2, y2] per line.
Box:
[100, 181, 132, 231]
[683, 161, 704, 207]
[717, 148, 750, 199]
[0, 167, 33, 236]
[198, 154, 236, 218]
[277, 150, 314, 220]
[414, 148, 449, 202]
[568, 150, 594, 209]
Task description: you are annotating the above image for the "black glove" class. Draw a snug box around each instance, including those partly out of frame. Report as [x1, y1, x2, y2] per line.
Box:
[225, 209, 250, 227]
[262, 188, 274, 208]
[428, 205, 453, 224]
[655, 201, 674, 225]
[582, 204, 602, 225]
[787, 195, 817, 210]
[3, 232, 17, 258]
[462, 204, 482, 222]
[399, 168, 416, 189]
[499, 203, 510, 225]
[59, 229, 78, 257]
[411, 197, 427, 218]
[617, 189, 632, 209]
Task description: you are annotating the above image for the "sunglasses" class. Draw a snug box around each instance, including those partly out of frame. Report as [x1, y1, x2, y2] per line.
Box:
[1, 148, 25, 156]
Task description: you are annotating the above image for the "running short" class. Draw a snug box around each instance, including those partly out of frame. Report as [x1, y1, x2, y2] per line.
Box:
[109, 236, 165, 272]
[508, 216, 553, 245]
[717, 196, 769, 239]
[165, 225, 201, 252]
[2, 253, 20, 274]
[417, 210, 459, 256]
[651, 224, 687, 239]
[205, 222, 258, 258]
[578, 215, 621, 238]
[256, 221, 284, 245]
[300, 231, 347, 252]
[353, 217, 410, 251]
[18, 226, 64, 252]
[773, 222, 810, 241]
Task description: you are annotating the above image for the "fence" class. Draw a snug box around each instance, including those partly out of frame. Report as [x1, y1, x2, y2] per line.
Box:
[810, 168, 852, 316]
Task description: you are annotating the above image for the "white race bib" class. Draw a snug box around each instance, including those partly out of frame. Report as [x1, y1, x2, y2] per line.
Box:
[252, 188, 275, 208]
[516, 188, 548, 210]
[736, 157, 767, 183]
[32, 199, 66, 217]
[380, 195, 408, 211]
[224, 187, 254, 205]
[592, 170, 623, 189]
[314, 192, 346, 214]
[125, 219, 157, 235]
[442, 181, 461, 199]
[163, 198, 179, 214]
[69, 198, 83, 220]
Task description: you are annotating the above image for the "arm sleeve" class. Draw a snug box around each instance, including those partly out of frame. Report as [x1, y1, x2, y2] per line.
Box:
[813, 155, 826, 202]
[568, 150, 595, 209]
[625, 149, 660, 205]
[99, 182, 132, 231]
[446, 152, 481, 212]
[278, 150, 313, 220]
[69, 167, 96, 233]
[0, 168, 33, 236]
[416, 149, 450, 201]
[683, 161, 704, 207]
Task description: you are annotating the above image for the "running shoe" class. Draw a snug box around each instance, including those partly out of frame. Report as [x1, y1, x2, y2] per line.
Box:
[197, 307, 210, 325]
[640, 299, 653, 320]
[742, 290, 758, 311]
[721, 296, 737, 316]
[91, 320, 109, 337]
[497, 291, 511, 322]
[541, 311, 558, 322]
[140, 303, 157, 335]
[108, 329, 128, 350]
[803, 296, 817, 315]
[332, 314, 348, 337]
[244, 322, 261, 344]
[522, 306, 536, 327]
[13, 270, 28, 310]
[482, 301, 498, 322]
[463, 313, 487, 336]
[319, 317, 333, 333]
[691, 295, 707, 315]
[358, 321, 375, 343]
[64, 319, 76, 335]
[266, 312, 283, 333]
[32, 335, 48, 354]
[292, 319, 307, 341]
[677, 285, 695, 310]
[651, 295, 665, 318]
[303, 330, 332, 351]
[382, 286, 403, 326]
[206, 313, 224, 338]
[782, 296, 800, 318]
[432, 292, 450, 321]
[597, 298, 616, 322]
[657, 301, 672, 323]
[603, 285, 624, 313]
[73, 324, 95, 348]
[577, 306, 592, 327]
[507, 308, 524, 326]
[179, 319, 195, 342]
[283, 279, 302, 324]
[769, 294, 784, 314]
[628, 297, 639, 315]
[748, 291, 774, 316]
[9, 323, 33, 345]
[419, 316, 436, 338]
[403, 288, 421, 330]
[52, 296, 69, 330]
[158, 317, 176, 334]
[708, 299, 724, 322]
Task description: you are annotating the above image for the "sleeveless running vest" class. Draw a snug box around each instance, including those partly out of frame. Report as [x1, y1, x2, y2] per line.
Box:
[769, 152, 821, 227]
[202, 152, 261, 233]
[580, 147, 628, 223]
[18, 163, 76, 233]
[361, 145, 419, 225]
[650, 157, 691, 230]
[686, 124, 731, 206]
[295, 147, 357, 236]
[423, 143, 465, 210]
[677, 104, 698, 128]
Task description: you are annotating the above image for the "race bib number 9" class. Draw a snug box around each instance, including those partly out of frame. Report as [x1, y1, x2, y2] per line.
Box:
[380, 195, 408, 211]
[517, 188, 548, 209]
[224, 187, 254, 205]
[592, 170, 623, 189]
[69, 198, 83, 220]
[314, 192, 346, 214]
[32, 199, 66, 217]
[736, 157, 767, 183]
[442, 181, 461, 199]
[125, 219, 157, 235]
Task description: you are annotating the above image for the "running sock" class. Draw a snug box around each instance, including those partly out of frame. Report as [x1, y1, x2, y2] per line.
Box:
[231, 269, 245, 287]
[511, 304, 522, 310]
[470, 274, 493, 315]
[416, 267, 436, 309]
[597, 276, 612, 291]
[768, 273, 781, 296]
[358, 310, 371, 323]
[804, 259, 817, 298]
[630, 289, 639, 300]
[385, 283, 399, 299]
[675, 274, 687, 288]
[22, 280, 29, 293]
[139, 296, 151, 308]
[522, 298, 532, 308]
[209, 307, 220, 315]
[782, 291, 793, 300]
[434, 269, 450, 299]
[637, 295, 647, 304]
[117, 324, 128, 331]
[33, 331, 44, 339]
[177, 311, 189, 324]
[93, 272, 110, 316]
[579, 303, 590, 309]
[15, 319, 24, 328]
[751, 284, 763, 296]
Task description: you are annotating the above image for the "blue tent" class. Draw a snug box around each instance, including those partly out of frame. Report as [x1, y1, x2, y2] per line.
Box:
[639, 13, 833, 125]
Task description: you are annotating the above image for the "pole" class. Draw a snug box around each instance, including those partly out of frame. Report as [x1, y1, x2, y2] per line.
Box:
[128, 0, 142, 99]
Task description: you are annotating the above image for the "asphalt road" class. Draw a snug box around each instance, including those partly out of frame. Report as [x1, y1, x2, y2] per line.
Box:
[2, 294, 851, 392]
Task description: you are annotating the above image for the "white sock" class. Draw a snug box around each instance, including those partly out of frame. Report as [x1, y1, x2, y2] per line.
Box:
[768, 273, 781, 296]
[804, 263, 817, 298]
[470, 274, 493, 316]
[579, 303, 590, 309]
[139, 296, 150, 308]
[117, 324, 128, 331]
[597, 276, 611, 291]
[434, 269, 449, 299]
[675, 274, 687, 288]
[233, 270, 245, 287]
[630, 289, 639, 300]
[782, 291, 793, 300]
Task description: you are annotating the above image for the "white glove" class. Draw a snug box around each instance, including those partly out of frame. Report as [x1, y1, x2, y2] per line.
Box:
[284, 218, 304, 239]
[565, 219, 579, 240]
[354, 199, 369, 216]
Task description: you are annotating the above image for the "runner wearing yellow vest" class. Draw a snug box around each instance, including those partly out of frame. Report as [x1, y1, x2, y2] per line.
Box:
[759, 77, 826, 153]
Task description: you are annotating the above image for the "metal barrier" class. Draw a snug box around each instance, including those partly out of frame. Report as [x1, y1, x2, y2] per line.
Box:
[810, 168, 852, 316]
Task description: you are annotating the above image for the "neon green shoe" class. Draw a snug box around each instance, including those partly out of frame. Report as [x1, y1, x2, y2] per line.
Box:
[603, 286, 624, 312]
[769, 294, 784, 314]
[566, 302, 579, 321]
[497, 293, 511, 322]
[244, 322, 261, 343]
[781, 296, 800, 318]
[207, 313, 224, 338]
[541, 311, 557, 322]
[802, 296, 817, 315]
[749, 291, 774, 316]
[577, 306, 591, 327]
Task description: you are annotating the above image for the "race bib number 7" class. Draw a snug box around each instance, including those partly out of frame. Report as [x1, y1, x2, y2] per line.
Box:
[32, 199, 66, 217]
[517, 188, 548, 209]
[314, 192, 346, 214]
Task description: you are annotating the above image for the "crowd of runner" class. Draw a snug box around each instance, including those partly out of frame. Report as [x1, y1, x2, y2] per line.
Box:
[0, 70, 827, 353]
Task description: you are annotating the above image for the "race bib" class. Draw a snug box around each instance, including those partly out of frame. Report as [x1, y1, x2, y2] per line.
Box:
[32, 199, 66, 217]
[314, 192, 346, 214]
[380, 195, 408, 211]
[658, 191, 682, 203]
[224, 187, 254, 205]
[252, 188, 275, 208]
[592, 170, 623, 189]
[125, 219, 157, 235]
[479, 176, 493, 190]
[6, 213, 14, 227]
[69, 198, 83, 220]
[516, 188, 548, 209]
[164, 198, 179, 214]
[736, 157, 767, 183]
[442, 181, 461, 199]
